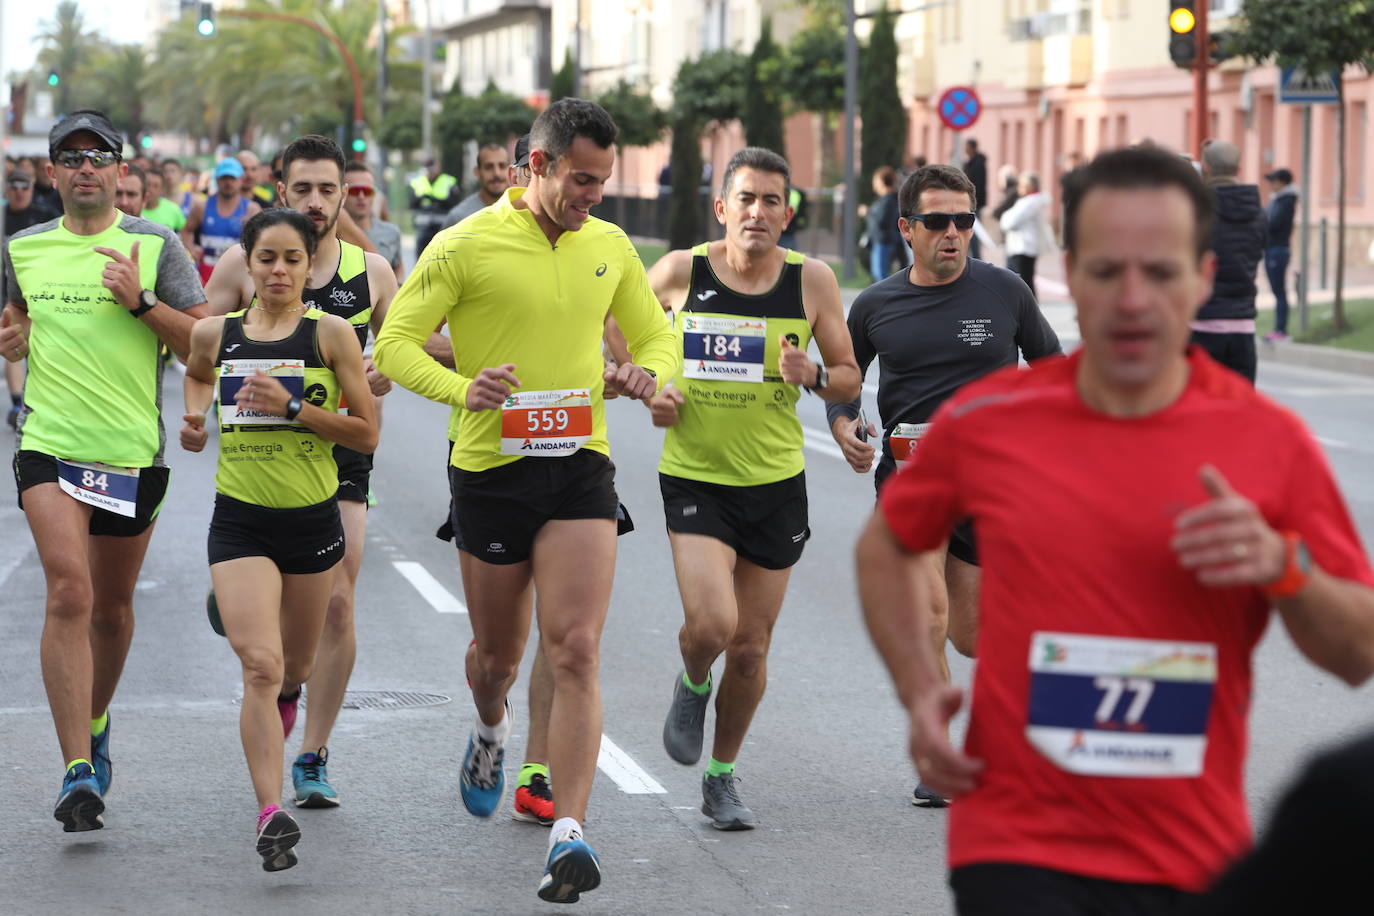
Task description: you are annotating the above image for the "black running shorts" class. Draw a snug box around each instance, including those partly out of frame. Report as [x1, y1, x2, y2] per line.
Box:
[949, 864, 1200, 916]
[659, 471, 810, 571]
[448, 450, 620, 565]
[876, 456, 979, 566]
[208, 492, 344, 574]
[333, 444, 373, 504]
[14, 449, 170, 538]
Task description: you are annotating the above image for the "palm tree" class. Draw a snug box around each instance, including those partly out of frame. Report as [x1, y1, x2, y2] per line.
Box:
[35, 0, 100, 115]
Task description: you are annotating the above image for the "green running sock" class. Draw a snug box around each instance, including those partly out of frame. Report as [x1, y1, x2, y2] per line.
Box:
[519, 763, 549, 787]
[66, 757, 92, 774]
[682, 671, 712, 696]
[91, 710, 109, 737]
[705, 757, 735, 778]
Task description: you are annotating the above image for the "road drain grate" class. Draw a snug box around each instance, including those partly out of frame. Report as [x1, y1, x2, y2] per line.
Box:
[236, 689, 451, 710]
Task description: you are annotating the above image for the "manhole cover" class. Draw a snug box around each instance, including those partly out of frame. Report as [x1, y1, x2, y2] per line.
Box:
[341, 689, 451, 710]
[235, 689, 450, 710]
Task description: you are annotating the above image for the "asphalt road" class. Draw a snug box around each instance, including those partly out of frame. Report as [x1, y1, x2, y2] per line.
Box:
[2, 306, 1372, 915]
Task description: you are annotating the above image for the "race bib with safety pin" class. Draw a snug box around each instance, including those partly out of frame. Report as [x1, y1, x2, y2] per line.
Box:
[57, 460, 140, 518]
[219, 359, 306, 427]
[681, 315, 767, 383]
[889, 423, 932, 462]
[1025, 632, 1217, 778]
[500, 389, 593, 457]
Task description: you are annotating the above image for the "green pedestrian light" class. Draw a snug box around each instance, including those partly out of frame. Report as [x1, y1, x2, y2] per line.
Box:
[197, 2, 215, 37]
[140, 136, 153, 149]
[47, 71, 60, 87]
[351, 138, 366, 153]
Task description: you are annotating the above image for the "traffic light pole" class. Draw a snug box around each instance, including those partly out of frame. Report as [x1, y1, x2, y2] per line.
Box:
[1191, 0, 1208, 160]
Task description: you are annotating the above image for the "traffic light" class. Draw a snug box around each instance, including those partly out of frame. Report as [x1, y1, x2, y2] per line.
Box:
[197, 2, 215, 37]
[140, 135, 153, 150]
[1169, 1, 1197, 69]
[351, 137, 366, 153]
[47, 70, 60, 87]
[1208, 30, 1236, 66]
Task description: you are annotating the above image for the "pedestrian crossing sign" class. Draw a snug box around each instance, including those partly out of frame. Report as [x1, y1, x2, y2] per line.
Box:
[1279, 68, 1341, 105]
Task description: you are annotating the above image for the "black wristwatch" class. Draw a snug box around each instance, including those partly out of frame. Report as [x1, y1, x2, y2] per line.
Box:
[284, 397, 304, 420]
[129, 289, 157, 318]
[805, 362, 829, 393]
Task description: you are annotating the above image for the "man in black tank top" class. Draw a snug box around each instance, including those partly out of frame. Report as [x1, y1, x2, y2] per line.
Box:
[202, 135, 398, 809]
[826, 165, 1062, 807]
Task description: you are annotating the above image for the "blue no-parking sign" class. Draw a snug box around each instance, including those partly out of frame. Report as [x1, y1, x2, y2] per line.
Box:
[937, 86, 981, 131]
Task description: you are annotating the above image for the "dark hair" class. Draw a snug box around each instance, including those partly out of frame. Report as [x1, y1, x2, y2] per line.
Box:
[874, 165, 897, 190]
[280, 134, 346, 183]
[720, 146, 790, 199]
[477, 141, 507, 159]
[1062, 146, 1213, 259]
[241, 208, 319, 260]
[898, 164, 976, 215]
[161, 157, 181, 169]
[343, 161, 371, 176]
[529, 98, 617, 164]
[122, 163, 147, 196]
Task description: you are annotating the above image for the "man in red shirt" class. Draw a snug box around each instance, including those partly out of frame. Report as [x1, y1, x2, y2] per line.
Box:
[856, 146, 1374, 913]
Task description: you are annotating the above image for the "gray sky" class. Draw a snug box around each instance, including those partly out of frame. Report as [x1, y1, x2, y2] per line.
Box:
[3, 0, 150, 79]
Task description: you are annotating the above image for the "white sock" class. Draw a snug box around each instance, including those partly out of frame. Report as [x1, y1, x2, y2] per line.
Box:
[474, 704, 510, 744]
[549, 817, 582, 847]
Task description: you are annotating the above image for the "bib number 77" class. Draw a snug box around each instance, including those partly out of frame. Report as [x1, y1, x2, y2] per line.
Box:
[1092, 676, 1155, 726]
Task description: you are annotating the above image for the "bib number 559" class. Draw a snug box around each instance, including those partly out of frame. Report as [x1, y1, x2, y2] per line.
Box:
[526, 408, 570, 433]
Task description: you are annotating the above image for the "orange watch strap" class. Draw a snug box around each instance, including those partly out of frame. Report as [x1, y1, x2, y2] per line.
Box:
[1262, 530, 1309, 599]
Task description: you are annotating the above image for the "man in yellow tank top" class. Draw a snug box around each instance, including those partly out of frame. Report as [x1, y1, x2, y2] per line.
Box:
[644, 147, 861, 830]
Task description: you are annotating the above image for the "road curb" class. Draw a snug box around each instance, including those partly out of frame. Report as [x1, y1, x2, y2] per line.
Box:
[1258, 340, 1374, 378]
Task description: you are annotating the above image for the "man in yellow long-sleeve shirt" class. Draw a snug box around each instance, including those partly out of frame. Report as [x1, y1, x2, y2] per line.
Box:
[373, 98, 678, 905]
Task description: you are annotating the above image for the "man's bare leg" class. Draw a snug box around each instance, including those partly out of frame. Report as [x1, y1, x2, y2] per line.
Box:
[946, 553, 981, 658]
[299, 500, 367, 753]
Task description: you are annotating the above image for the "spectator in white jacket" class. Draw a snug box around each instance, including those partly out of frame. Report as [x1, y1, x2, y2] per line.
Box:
[998, 172, 1049, 295]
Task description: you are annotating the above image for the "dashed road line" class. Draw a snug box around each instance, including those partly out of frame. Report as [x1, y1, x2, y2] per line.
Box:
[801, 426, 845, 461]
[598, 734, 666, 794]
[392, 560, 467, 614]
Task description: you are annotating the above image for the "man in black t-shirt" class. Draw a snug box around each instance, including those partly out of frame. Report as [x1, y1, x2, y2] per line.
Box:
[827, 164, 1061, 807]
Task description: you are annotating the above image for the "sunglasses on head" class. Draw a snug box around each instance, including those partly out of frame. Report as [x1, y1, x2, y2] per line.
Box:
[904, 211, 977, 231]
[347, 186, 375, 197]
[55, 148, 121, 169]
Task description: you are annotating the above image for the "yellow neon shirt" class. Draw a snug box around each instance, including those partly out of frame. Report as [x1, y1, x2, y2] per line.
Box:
[374, 187, 679, 472]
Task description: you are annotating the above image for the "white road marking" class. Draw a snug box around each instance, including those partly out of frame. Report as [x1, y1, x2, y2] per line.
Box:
[1316, 436, 1349, 449]
[392, 561, 467, 614]
[597, 734, 666, 794]
[802, 426, 846, 462]
[1262, 385, 1374, 397]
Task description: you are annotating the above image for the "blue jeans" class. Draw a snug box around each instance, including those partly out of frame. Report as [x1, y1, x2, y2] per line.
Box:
[870, 242, 900, 280]
[1265, 245, 1291, 333]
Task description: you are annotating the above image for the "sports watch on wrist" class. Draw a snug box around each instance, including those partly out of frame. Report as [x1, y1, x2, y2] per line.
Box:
[805, 362, 829, 392]
[1262, 530, 1311, 600]
[129, 289, 157, 318]
[283, 397, 304, 421]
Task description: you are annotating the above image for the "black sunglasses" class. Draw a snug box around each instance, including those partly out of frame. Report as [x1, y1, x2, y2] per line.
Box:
[54, 148, 121, 169]
[903, 211, 976, 231]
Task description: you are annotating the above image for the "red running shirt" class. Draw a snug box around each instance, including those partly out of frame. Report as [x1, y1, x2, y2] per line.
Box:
[880, 348, 1374, 892]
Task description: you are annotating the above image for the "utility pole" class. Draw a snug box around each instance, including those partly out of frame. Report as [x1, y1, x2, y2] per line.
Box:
[1191, 0, 1209, 159]
[572, 0, 583, 98]
[377, 0, 388, 172]
[421, 0, 433, 157]
[841, 0, 858, 282]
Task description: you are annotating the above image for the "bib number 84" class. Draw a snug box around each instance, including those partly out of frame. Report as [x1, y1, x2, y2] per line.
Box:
[526, 408, 570, 433]
[82, 470, 110, 492]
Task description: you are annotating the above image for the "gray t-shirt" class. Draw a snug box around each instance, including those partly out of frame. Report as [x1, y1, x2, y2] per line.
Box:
[443, 191, 489, 228]
[364, 218, 403, 269]
[826, 257, 1062, 471]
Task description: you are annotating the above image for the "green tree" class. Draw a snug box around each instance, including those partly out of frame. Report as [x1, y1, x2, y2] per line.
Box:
[550, 49, 575, 102]
[782, 23, 846, 184]
[35, 1, 100, 115]
[666, 51, 750, 249]
[436, 81, 537, 177]
[743, 17, 786, 155]
[1232, 0, 1374, 332]
[594, 80, 666, 148]
[70, 44, 151, 145]
[378, 108, 422, 153]
[859, 4, 906, 204]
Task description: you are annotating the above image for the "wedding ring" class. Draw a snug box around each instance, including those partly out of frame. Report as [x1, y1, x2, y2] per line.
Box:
[1233, 543, 1248, 560]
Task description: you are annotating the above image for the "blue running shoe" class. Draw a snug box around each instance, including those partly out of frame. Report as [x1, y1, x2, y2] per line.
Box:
[537, 834, 602, 904]
[292, 747, 340, 808]
[459, 700, 511, 818]
[91, 714, 112, 796]
[54, 763, 104, 832]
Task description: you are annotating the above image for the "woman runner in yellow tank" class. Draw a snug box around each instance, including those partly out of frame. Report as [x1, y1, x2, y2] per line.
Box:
[179, 209, 377, 872]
